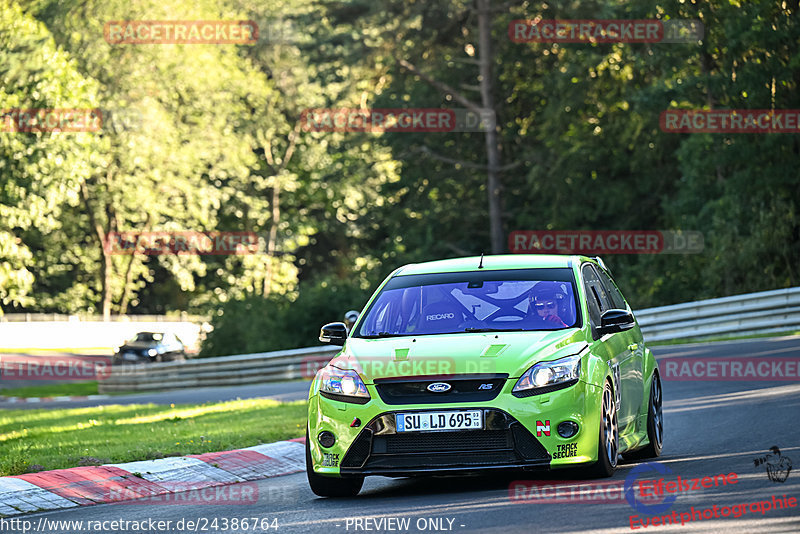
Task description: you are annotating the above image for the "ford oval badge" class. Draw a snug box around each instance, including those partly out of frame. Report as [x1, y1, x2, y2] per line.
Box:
[427, 382, 452, 393]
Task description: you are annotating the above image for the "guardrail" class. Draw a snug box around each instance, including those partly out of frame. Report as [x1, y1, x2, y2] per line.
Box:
[99, 346, 338, 393]
[98, 286, 800, 393]
[0, 321, 207, 352]
[635, 286, 800, 342]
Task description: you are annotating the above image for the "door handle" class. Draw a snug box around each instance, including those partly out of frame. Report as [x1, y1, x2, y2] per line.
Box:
[628, 343, 639, 351]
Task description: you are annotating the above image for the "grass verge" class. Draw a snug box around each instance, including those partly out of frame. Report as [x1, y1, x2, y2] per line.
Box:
[0, 398, 307, 476]
[0, 381, 99, 398]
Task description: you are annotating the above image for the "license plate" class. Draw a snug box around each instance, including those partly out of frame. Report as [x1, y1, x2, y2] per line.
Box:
[123, 352, 138, 361]
[396, 410, 483, 432]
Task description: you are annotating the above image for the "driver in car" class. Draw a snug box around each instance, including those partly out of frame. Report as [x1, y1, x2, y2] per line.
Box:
[528, 282, 568, 328]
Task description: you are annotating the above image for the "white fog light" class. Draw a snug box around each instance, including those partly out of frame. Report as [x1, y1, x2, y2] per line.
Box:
[557, 421, 579, 438]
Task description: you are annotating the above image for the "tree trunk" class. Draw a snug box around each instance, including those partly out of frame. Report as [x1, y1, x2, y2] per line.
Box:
[99, 248, 113, 320]
[119, 214, 152, 314]
[477, 0, 504, 254]
[80, 180, 113, 320]
[259, 121, 301, 297]
[263, 181, 280, 296]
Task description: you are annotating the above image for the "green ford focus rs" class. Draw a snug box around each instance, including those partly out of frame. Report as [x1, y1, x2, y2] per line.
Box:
[306, 255, 662, 497]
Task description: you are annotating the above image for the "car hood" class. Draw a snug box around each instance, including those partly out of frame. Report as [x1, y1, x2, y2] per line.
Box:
[330, 329, 588, 383]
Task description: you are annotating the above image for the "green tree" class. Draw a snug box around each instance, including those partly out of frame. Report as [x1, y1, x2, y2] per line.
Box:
[25, 0, 281, 316]
[0, 0, 103, 313]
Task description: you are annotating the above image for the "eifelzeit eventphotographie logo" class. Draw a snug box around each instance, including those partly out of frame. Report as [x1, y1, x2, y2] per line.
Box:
[753, 446, 793, 483]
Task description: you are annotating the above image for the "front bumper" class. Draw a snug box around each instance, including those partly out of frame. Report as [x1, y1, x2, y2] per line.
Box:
[308, 376, 602, 477]
[339, 409, 550, 476]
[113, 350, 150, 363]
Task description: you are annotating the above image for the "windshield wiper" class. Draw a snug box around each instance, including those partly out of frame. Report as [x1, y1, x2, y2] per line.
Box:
[360, 332, 413, 338]
[463, 327, 528, 333]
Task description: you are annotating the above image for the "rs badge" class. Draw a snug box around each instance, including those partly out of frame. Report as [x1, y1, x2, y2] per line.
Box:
[536, 420, 550, 437]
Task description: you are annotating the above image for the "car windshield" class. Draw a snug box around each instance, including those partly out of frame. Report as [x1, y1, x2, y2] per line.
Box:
[355, 268, 579, 337]
[132, 332, 163, 343]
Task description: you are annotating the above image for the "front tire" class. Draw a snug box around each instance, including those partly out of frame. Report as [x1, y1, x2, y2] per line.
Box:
[623, 372, 663, 460]
[305, 430, 363, 497]
[585, 380, 618, 477]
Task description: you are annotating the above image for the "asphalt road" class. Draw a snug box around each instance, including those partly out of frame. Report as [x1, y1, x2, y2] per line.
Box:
[0, 380, 311, 409]
[3, 335, 799, 409]
[7, 336, 800, 533]
[0, 353, 111, 390]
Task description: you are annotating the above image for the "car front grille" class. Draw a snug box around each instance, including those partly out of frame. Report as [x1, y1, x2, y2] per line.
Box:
[374, 374, 508, 405]
[341, 431, 371, 468]
[340, 409, 550, 471]
[380, 430, 511, 454]
[362, 451, 520, 469]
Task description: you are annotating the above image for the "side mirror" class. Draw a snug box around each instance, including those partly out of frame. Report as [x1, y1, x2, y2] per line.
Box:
[597, 309, 635, 336]
[319, 322, 348, 346]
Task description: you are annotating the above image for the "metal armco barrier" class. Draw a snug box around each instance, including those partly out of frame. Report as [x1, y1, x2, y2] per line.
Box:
[99, 286, 800, 393]
[635, 286, 800, 342]
[99, 346, 338, 393]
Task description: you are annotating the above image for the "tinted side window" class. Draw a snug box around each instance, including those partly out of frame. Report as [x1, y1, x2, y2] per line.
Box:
[596, 268, 627, 310]
[581, 264, 610, 326]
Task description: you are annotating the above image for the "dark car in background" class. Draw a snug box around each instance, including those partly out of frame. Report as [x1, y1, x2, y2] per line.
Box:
[112, 332, 187, 364]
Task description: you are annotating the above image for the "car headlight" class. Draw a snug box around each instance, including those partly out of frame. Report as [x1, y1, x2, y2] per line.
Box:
[513, 354, 581, 394]
[319, 366, 370, 403]
[148, 348, 158, 357]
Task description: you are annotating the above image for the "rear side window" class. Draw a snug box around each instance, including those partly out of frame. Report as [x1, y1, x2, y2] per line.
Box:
[596, 268, 627, 310]
[581, 264, 613, 327]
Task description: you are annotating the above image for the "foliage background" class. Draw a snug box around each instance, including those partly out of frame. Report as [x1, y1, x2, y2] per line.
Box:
[1, 0, 798, 355]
